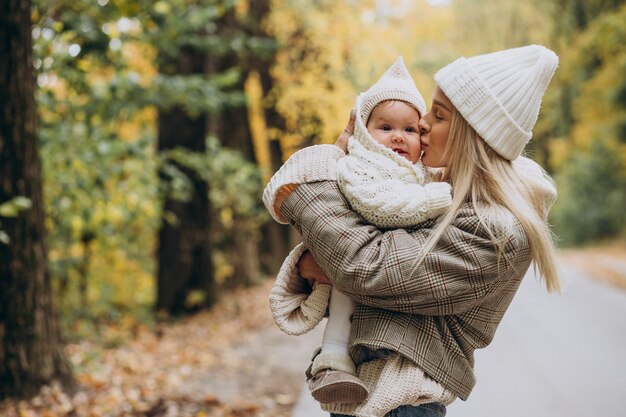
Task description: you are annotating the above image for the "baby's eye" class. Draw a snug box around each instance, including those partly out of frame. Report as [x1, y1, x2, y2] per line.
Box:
[382, 125, 391, 131]
[405, 127, 416, 133]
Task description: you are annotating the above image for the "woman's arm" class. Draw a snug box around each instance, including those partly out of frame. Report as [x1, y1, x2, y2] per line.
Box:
[280, 180, 530, 317]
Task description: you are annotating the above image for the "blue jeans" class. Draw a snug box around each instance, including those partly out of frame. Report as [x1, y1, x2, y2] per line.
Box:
[331, 402, 446, 417]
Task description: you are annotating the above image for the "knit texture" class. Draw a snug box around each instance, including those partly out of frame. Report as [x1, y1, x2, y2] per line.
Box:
[268, 243, 331, 335]
[360, 56, 427, 123]
[321, 353, 456, 417]
[434, 45, 558, 160]
[262, 145, 345, 224]
[336, 92, 452, 228]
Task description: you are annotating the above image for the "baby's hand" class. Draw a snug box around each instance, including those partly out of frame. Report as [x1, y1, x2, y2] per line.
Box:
[297, 250, 332, 286]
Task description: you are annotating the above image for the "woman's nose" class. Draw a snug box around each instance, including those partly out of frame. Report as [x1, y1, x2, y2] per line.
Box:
[418, 117, 429, 134]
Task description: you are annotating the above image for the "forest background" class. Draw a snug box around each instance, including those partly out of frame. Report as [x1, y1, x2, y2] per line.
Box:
[1, 0, 625, 414]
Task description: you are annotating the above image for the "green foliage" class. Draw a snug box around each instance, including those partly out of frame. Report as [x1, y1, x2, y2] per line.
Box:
[151, 71, 244, 116]
[160, 136, 267, 223]
[535, 2, 626, 244]
[551, 142, 626, 245]
[143, 0, 240, 64]
[0, 197, 33, 244]
[547, 0, 625, 36]
[32, 0, 267, 322]
[157, 135, 267, 285]
[206, 137, 267, 224]
[0, 197, 32, 218]
[31, 0, 266, 326]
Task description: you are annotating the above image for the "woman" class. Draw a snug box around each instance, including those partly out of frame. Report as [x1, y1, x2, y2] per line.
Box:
[263, 45, 560, 417]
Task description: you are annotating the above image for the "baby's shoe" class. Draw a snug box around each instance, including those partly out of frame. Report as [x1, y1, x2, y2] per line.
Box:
[305, 348, 368, 404]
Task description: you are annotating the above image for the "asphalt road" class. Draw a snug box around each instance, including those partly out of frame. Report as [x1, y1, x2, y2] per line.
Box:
[292, 261, 626, 417]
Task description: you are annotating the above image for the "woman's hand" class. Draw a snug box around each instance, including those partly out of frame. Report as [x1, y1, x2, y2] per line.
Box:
[297, 250, 332, 286]
[335, 109, 356, 153]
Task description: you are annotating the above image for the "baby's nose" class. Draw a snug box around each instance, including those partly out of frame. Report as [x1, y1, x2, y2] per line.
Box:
[391, 133, 405, 142]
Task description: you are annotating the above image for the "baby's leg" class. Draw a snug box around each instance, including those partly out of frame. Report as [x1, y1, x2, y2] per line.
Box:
[321, 286, 354, 356]
[308, 287, 367, 403]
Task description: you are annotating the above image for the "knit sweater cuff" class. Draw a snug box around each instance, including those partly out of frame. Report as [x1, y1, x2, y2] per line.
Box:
[262, 145, 345, 224]
[269, 243, 331, 335]
[424, 182, 453, 213]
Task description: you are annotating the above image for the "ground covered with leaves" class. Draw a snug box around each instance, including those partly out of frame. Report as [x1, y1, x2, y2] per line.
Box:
[559, 243, 626, 290]
[0, 280, 314, 417]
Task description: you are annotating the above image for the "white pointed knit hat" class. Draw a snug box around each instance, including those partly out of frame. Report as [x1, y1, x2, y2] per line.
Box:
[434, 44, 558, 160]
[360, 56, 427, 123]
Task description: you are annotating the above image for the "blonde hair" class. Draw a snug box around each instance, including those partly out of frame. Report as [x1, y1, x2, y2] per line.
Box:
[416, 109, 561, 292]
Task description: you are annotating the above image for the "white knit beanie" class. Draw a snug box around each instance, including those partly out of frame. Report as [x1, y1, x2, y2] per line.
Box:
[434, 45, 558, 160]
[360, 56, 427, 123]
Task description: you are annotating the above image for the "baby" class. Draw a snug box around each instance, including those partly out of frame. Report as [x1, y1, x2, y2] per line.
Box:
[267, 57, 452, 404]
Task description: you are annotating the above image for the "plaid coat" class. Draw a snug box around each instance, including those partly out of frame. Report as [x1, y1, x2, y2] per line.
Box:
[278, 180, 531, 401]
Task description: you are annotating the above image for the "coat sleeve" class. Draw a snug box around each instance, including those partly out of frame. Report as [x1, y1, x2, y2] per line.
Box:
[279, 180, 530, 317]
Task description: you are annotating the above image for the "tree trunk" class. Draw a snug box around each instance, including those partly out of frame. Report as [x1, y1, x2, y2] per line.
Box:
[0, 0, 74, 399]
[206, 5, 260, 287]
[224, 216, 261, 288]
[249, 0, 295, 274]
[156, 47, 216, 315]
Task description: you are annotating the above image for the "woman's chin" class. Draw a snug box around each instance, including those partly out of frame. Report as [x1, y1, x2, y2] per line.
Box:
[422, 158, 445, 169]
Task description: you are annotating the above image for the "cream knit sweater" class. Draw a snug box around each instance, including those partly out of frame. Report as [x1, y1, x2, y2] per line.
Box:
[337, 96, 452, 228]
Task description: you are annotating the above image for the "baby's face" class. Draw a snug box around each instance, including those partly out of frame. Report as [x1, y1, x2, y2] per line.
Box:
[366, 101, 421, 163]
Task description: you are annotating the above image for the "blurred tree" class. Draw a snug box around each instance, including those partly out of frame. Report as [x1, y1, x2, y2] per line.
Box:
[547, 2, 626, 245]
[0, 0, 73, 398]
[246, 0, 293, 274]
[209, 0, 296, 281]
[206, 2, 260, 288]
[450, 0, 550, 55]
[552, 142, 626, 244]
[149, 0, 271, 311]
[155, 42, 216, 314]
[533, 0, 626, 171]
[32, 0, 272, 320]
[267, 0, 358, 151]
[148, 0, 226, 314]
[33, 0, 160, 322]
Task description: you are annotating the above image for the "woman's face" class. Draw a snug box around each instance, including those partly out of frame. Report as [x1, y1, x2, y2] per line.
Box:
[419, 86, 453, 168]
